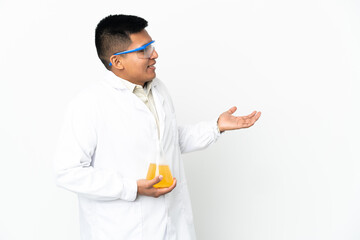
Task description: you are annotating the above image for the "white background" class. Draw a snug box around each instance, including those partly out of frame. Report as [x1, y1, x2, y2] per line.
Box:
[0, 0, 359, 239]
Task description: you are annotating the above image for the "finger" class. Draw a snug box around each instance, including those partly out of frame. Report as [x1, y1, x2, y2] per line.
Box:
[254, 111, 261, 121]
[157, 178, 177, 195]
[148, 175, 163, 187]
[246, 111, 257, 118]
[250, 111, 261, 121]
[248, 112, 261, 126]
[163, 178, 177, 192]
[169, 178, 177, 190]
[227, 106, 237, 115]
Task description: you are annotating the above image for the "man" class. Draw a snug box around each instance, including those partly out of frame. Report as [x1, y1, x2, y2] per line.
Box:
[54, 14, 261, 240]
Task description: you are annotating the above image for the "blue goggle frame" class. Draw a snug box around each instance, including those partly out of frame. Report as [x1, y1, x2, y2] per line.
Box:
[109, 40, 155, 66]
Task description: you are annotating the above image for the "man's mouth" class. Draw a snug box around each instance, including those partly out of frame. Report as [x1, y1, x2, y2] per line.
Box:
[148, 61, 156, 69]
[147, 63, 156, 70]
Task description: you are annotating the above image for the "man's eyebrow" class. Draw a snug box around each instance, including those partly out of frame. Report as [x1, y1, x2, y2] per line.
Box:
[139, 40, 153, 47]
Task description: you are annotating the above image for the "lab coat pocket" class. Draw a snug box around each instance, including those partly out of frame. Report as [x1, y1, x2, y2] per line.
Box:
[167, 182, 196, 238]
[166, 181, 185, 218]
[93, 200, 142, 240]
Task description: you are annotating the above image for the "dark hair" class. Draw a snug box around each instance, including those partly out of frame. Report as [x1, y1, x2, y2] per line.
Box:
[95, 14, 148, 70]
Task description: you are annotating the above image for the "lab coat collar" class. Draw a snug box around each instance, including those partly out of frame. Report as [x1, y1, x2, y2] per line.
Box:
[126, 81, 153, 97]
[103, 71, 159, 91]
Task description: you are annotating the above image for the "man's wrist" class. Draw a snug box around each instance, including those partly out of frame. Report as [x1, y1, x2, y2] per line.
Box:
[217, 118, 224, 133]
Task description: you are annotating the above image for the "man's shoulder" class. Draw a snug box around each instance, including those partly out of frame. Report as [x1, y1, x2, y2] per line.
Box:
[68, 81, 106, 110]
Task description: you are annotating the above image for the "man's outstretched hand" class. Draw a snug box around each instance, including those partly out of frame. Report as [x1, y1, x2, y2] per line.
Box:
[137, 175, 177, 198]
[217, 106, 261, 133]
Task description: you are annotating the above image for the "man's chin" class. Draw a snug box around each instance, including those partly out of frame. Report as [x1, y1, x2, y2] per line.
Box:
[146, 72, 156, 81]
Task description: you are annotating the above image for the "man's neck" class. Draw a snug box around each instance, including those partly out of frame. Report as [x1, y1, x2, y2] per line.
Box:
[110, 70, 146, 87]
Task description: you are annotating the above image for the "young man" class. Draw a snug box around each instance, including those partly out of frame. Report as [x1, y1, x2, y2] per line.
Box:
[54, 14, 261, 240]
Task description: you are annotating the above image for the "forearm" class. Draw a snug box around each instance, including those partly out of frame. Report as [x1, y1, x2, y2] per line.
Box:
[55, 164, 137, 201]
[178, 118, 221, 154]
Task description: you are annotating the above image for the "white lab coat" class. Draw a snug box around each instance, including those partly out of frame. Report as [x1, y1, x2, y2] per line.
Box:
[54, 71, 221, 240]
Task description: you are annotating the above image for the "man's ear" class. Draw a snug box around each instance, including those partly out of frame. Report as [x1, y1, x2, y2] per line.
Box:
[109, 55, 124, 70]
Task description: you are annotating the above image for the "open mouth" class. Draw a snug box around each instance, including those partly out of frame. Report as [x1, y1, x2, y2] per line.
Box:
[148, 61, 156, 70]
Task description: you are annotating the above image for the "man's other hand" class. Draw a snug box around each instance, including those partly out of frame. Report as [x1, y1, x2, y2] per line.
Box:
[137, 176, 177, 198]
[217, 106, 261, 133]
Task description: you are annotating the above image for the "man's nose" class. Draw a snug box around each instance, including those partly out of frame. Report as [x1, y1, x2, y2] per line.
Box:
[150, 49, 158, 59]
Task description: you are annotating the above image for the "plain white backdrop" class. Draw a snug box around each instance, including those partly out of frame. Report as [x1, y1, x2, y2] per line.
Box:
[0, 0, 359, 239]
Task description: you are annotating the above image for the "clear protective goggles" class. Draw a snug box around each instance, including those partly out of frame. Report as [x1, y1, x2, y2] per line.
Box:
[109, 40, 155, 66]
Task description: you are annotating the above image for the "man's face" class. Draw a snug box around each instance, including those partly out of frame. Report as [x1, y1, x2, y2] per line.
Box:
[117, 30, 158, 86]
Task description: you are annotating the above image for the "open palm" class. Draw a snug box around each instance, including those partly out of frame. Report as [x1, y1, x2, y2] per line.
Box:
[217, 106, 261, 132]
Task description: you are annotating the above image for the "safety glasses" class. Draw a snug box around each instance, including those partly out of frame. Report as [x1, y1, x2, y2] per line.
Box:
[109, 40, 155, 66]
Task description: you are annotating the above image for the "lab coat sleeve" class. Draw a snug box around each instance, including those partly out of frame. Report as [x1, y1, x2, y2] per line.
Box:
[53, 96, 137, 202]
[177, 118, 221, 154]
